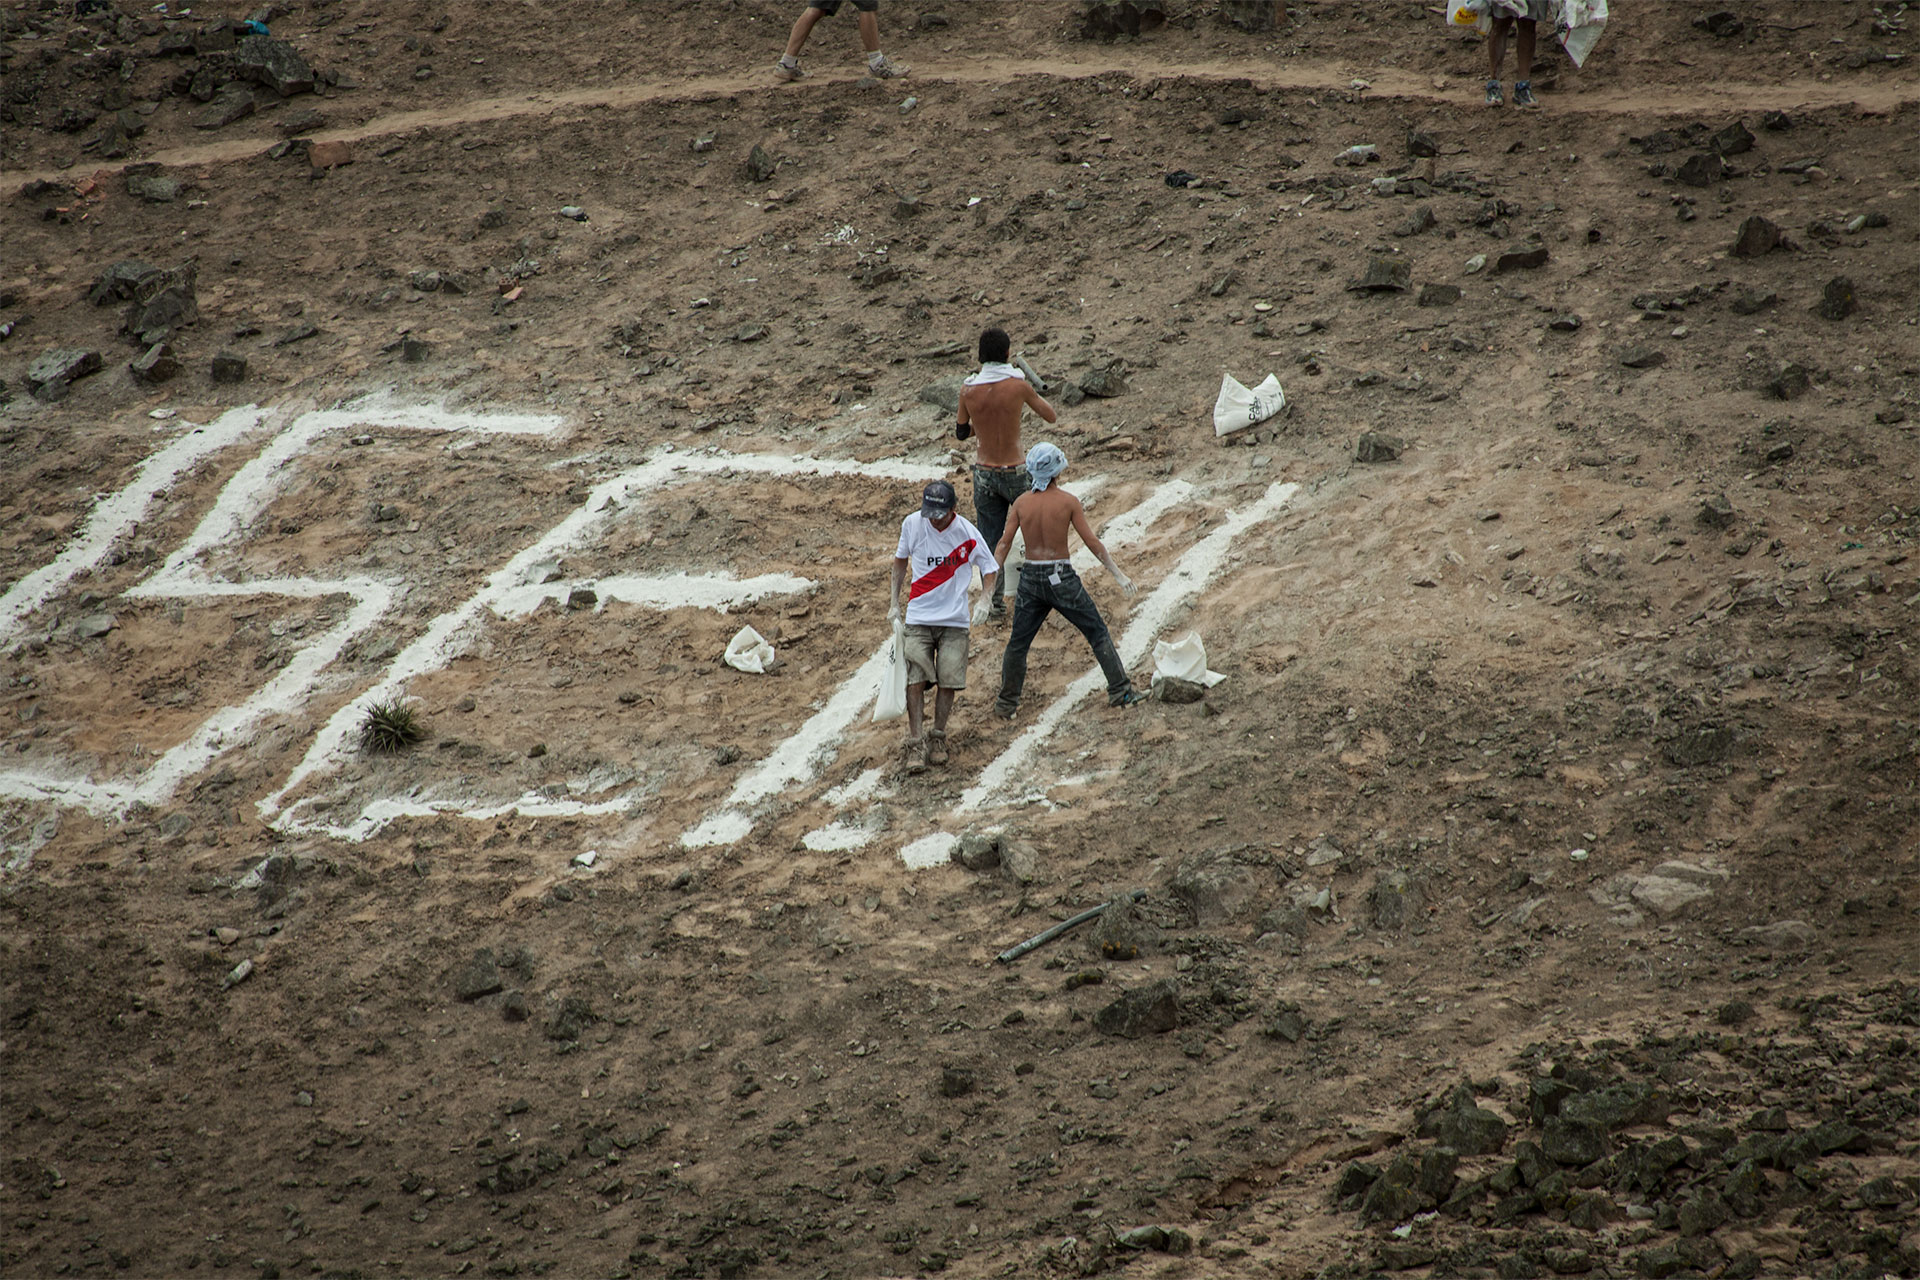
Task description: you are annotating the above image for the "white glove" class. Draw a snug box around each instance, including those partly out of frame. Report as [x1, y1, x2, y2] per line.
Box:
[887, 598, 902, 623]
[970, 594, 993, 626]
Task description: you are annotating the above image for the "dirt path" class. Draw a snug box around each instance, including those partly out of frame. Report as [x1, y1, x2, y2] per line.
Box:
[6, 51, 1913, 189]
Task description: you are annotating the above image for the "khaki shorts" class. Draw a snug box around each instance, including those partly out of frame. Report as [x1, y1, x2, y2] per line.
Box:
[903, 624, 969, 689]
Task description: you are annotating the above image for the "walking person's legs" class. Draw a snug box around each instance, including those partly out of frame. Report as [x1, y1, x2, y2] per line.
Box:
[994, 571, 1052, 717]
[1047, 569, 1137, 704]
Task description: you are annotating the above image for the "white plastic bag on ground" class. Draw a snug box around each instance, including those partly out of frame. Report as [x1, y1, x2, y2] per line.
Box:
[723, 625, 776, 674]
[1213, 372, 1286, 437]
[1151, 632, 1226, 688]
[872, 618, 908, 721]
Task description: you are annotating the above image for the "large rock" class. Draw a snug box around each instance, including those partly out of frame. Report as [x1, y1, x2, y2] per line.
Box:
[26, 348, 102, 400]
[917, 377, 964, 412]
[122, 263, 198, 336]
[1543, 1115, 1610, 1165]
[1169, 849, 1259, 924]
[453, 949, 504, 1001]
[234, 34, 316, 96]
[1494, 245, 1550, 272]
[126, 172, 182, 203]
[89, 259, 161, 305]
[1092, 979, 1179, 1038]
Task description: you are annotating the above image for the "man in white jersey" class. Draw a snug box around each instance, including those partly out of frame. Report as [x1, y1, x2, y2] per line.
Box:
[889, 480, 999, 773]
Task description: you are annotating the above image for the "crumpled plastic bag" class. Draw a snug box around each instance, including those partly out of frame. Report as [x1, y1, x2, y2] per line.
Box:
[1151, 632, 1226, 688]
[1447, 0, 1490, 34]
[1557, 0, 1607, 68]
[1213, 372, 1286, 437]
[723, 625, 776, 674]
[872, 618, 908, 722]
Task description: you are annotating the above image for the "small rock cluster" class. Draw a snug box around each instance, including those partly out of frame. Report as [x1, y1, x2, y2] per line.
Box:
[1329, 1009, 1920, 1277]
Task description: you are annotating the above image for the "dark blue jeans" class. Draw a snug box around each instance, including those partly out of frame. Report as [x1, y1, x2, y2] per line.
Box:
[995, 562, 1134, 713]
[971, 464, 1028, 610]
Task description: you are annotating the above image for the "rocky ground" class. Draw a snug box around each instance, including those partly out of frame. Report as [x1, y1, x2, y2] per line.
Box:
[3, 1, 1919, 1277]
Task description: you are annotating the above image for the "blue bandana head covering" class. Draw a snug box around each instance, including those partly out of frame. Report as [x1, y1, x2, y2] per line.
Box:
[1027, 442, 1067, 491]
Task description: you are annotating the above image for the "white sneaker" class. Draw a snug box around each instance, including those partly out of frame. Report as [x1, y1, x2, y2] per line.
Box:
[773, 60, 805, 82]
[867, 54, 907, 78]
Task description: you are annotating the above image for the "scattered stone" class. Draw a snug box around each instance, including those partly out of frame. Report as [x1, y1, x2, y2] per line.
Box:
[1494, 245, 1550, 273]
[1356, 432, 1404, 463]
[130, 343, 179, 382]
[126, 172, 182, 203]
[191, 85, 257, 130]
[953, 833, 1000, 871]
[1710, 120, 1755, 156]
[1417, 283, 1460, 307]
[1263, 1002, 1309, 1043]
[89, 260, 161, 305]
[1219, 0, 1281, 32]
[1081, 1, 1169, 40]
[399, 337, 431, 363]
[558, 205, 587, 221]
[26, 347, 103, 399]
[1348, 257, 1412, 292]
[999, 838, 1038, 884]
[1077, 365, 1130, 397]
[1619, 346, 1665, 369]
[1407, 128, 1439, 158]
[1092, 979, 1179, 1038]
[210, 351, 248, 383]
[565, 587, 597, 611]
[1368, 869, 1424, 931]
[1675, 152, 1725, 187]
[308, 140, 352, 169]
[478, 206, 509, 230]
[938, 1066, 975, 1098]
[277, 107, 324, 135]
[745, 144, 779, 182]
[454, 949, 504, 1001]
[274, 322, 319, 347]
[1697, 493, 1736, 528]
[122, 263, 199, 336]
[234, 34, 316, 96]
[72, 613, 117, 640]
[734, 323, 770, 343]
[1730, 289, 1777, 315]
[1693, 10, 1744, 37]
[1764, 440, 1794, 464]
[1739, 919, 1818, 953]
[1815, 275, 1858, 320]
[1779, 155, 1822, 175]
[1392, 205, 1436, 237]
[1170, 849, 1259, 924]
[1765, 362, 1809, 400]
[1156, 677, 1205, 704]
[1547, 314, 1582, 332]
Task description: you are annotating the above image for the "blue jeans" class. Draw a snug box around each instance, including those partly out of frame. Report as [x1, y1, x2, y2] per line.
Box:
[995, 563, 1134, 713]
[971, 464, 1027, 609]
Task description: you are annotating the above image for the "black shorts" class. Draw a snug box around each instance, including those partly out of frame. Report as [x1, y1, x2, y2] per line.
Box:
[811, 0, 879, 13]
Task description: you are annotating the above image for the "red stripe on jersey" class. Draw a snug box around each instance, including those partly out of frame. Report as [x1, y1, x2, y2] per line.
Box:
[908, 538, 977, 599]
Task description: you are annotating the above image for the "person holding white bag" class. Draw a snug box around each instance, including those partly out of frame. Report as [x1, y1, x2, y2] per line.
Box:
[889, 480, 998, 774]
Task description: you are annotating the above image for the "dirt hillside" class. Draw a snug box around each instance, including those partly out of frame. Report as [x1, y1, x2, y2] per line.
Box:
[3, 2, 1918, 1277]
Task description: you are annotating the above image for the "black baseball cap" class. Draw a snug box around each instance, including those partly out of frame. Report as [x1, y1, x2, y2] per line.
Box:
[921, 480, 957, 520]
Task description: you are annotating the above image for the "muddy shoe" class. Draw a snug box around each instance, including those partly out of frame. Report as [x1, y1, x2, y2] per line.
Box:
[900, 735, 927, 774]
[867, 54, 907, 78]
[773, 59, 805, 82]
[1512, 80, 1539, 109]
[1485, 78, 1503, 107]
[926, 728, 949, 766]
[1109, 689, 1147, 708]
[992, 700, 1017, 720]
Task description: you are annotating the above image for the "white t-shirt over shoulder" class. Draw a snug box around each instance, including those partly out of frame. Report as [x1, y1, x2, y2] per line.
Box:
[895, 512, 998, 629]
